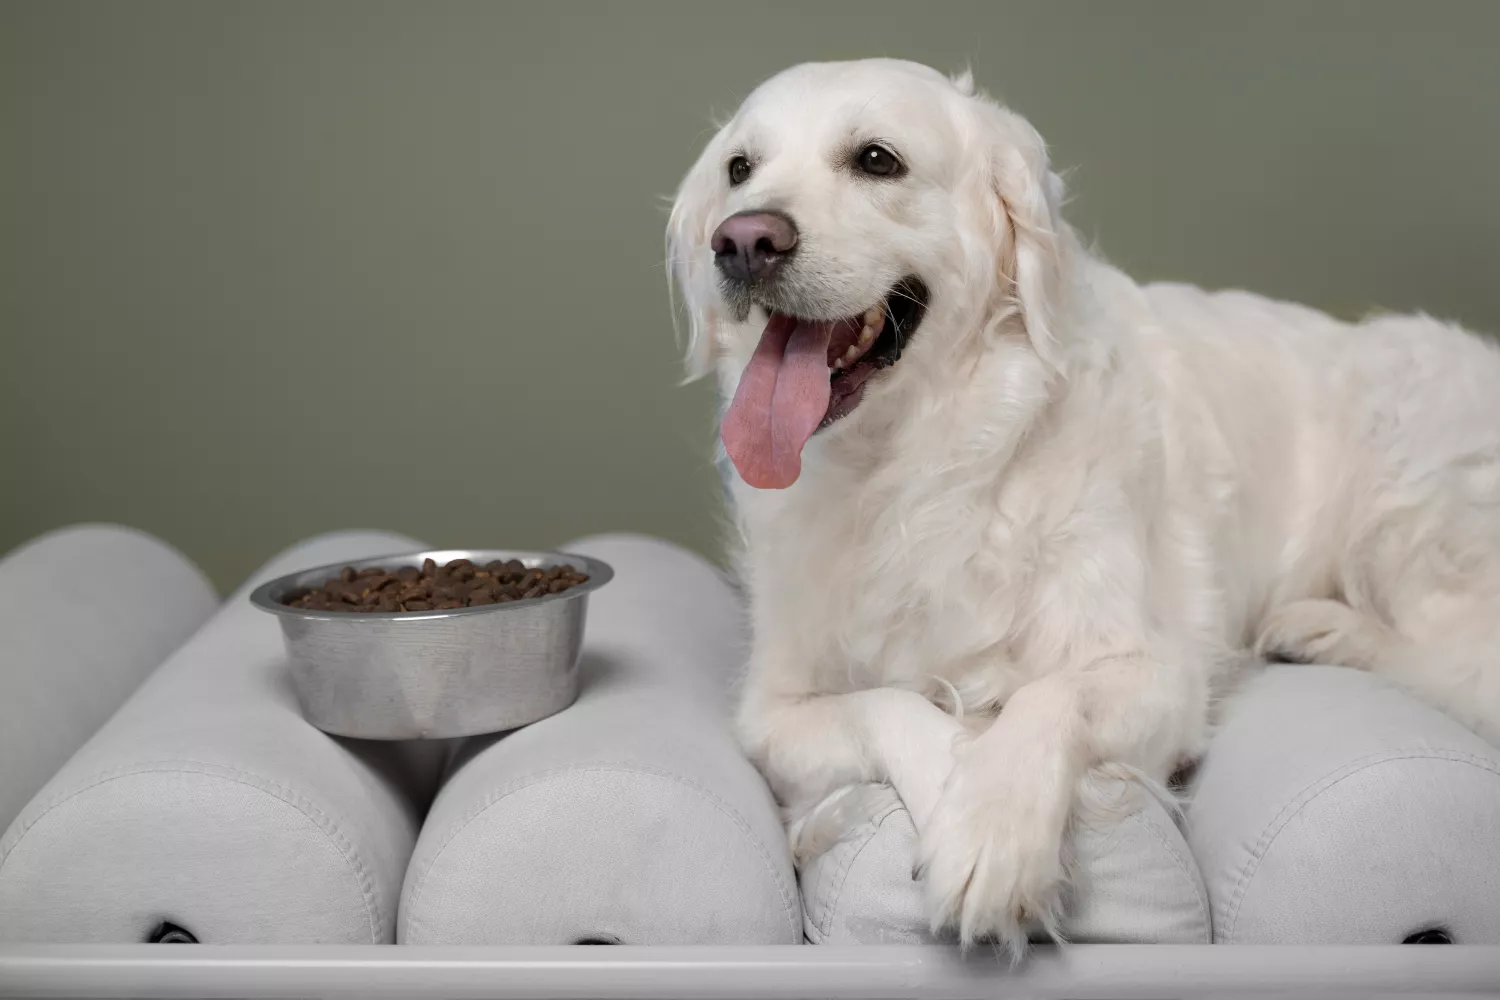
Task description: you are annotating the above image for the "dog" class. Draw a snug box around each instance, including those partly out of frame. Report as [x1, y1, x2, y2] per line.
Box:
[666, 58, 1500, 953]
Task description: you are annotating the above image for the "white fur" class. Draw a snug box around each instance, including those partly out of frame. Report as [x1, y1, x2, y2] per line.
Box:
[667, 58, 1500, 955]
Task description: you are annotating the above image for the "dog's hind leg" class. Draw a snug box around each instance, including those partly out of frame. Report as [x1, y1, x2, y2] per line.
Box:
[1257, 508, 1500, 748]
[1255, 598, 1402, 671]
[1359, 607, 1500, 748]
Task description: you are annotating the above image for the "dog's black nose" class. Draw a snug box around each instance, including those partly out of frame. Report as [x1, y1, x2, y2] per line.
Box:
[711, 211, 798, 284]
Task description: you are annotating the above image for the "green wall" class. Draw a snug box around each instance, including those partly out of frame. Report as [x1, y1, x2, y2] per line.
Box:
[4, 1, 1499, 591]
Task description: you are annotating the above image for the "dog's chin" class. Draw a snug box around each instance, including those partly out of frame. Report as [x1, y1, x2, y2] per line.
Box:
[734, 276, 930, 432]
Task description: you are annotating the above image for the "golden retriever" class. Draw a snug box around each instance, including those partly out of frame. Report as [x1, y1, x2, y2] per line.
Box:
[666, 58, 1500, 952]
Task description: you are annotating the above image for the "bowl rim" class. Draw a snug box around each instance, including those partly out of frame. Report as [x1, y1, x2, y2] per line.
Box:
[247, 548, 615, 622]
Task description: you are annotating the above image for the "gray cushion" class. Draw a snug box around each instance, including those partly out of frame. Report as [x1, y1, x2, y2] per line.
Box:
[399, 534, 801, 945]
[0, 524, 218, 830]
[1188, 664, 1500, 944]
[0, 531, 449, 944]
[800, 779, 1210, 945]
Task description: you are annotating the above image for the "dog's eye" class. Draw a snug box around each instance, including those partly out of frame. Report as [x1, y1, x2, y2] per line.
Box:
[855, 144, 903, 178]
[727, 156, 752, 186]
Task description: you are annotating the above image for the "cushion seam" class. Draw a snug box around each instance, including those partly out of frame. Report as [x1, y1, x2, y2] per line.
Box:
[402, 761, 799, 941]
[1222, 748, 1500, 942]
[0, 759, 383, 942]
[816, 799, 905, 942]
[1119, 808, 1211, 942]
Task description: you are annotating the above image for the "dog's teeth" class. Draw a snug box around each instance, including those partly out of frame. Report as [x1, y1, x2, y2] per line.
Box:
[858, 324, 876, 346]
[863, 305, 883, 327]
[842, 344, 861, 364]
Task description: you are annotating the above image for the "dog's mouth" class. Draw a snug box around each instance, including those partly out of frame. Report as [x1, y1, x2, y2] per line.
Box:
[720, 277, 929, 491]
[825, 277, 929, 430]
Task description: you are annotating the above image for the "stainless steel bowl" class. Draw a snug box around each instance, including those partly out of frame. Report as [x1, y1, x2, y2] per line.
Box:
[249, 548, 614, 740]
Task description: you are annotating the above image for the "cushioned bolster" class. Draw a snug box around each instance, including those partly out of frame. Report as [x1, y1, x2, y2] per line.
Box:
[0, 524, 218, 830]
[400, 534, 800, 945]
[800, 780, 1210, 945]
[1187, 665, 1500, 944]
[0, 531, 448, 944]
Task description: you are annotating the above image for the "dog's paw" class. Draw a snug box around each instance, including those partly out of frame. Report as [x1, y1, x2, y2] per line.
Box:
[1255, 599, 1390, 669]
[917, 753, 1070, 958]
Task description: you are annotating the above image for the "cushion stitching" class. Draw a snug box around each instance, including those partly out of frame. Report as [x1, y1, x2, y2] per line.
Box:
[816, 841, 856, 942]
[803, 843, 838, 941]
[810, 831, 861, 940]
[799, 864, 822, 945]
[810, 798, 900, 940]
[0, 759, 383, 942]
[817, 800, 905, 941]
[402, 761, 799, 941]
[1222, 748, 1500, 942]
[1120, 808, 1210, 941]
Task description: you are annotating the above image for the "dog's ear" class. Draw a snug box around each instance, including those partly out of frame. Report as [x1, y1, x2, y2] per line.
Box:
[970, 96, 1077, 373]
[665, 127, 730, 385]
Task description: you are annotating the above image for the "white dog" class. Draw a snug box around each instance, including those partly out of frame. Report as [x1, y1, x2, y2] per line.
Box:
[666, 58, 1500, 952]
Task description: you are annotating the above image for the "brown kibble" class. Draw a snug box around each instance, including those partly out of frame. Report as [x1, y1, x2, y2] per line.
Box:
[283, 556, 589, 614]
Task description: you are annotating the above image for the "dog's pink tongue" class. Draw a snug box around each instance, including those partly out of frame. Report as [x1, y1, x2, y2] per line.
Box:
[722, 314, 833, 489]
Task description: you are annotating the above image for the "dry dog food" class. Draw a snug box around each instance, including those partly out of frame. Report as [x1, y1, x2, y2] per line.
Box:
[285, 558, 590, 613]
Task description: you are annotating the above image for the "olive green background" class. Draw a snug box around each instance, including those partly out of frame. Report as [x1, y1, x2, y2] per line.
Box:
[4, 1, 1499, 592]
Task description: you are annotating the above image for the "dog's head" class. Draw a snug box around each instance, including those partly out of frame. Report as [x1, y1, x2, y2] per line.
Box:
[667, 58, 1079, 490]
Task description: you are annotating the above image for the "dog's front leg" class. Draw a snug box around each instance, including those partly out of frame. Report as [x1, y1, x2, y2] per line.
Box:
[737, 683, 967, 858]
[919, 647, 1202, 955]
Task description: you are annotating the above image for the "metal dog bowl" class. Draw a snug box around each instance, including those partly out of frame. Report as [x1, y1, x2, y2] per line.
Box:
[249, 549, 614, 740]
